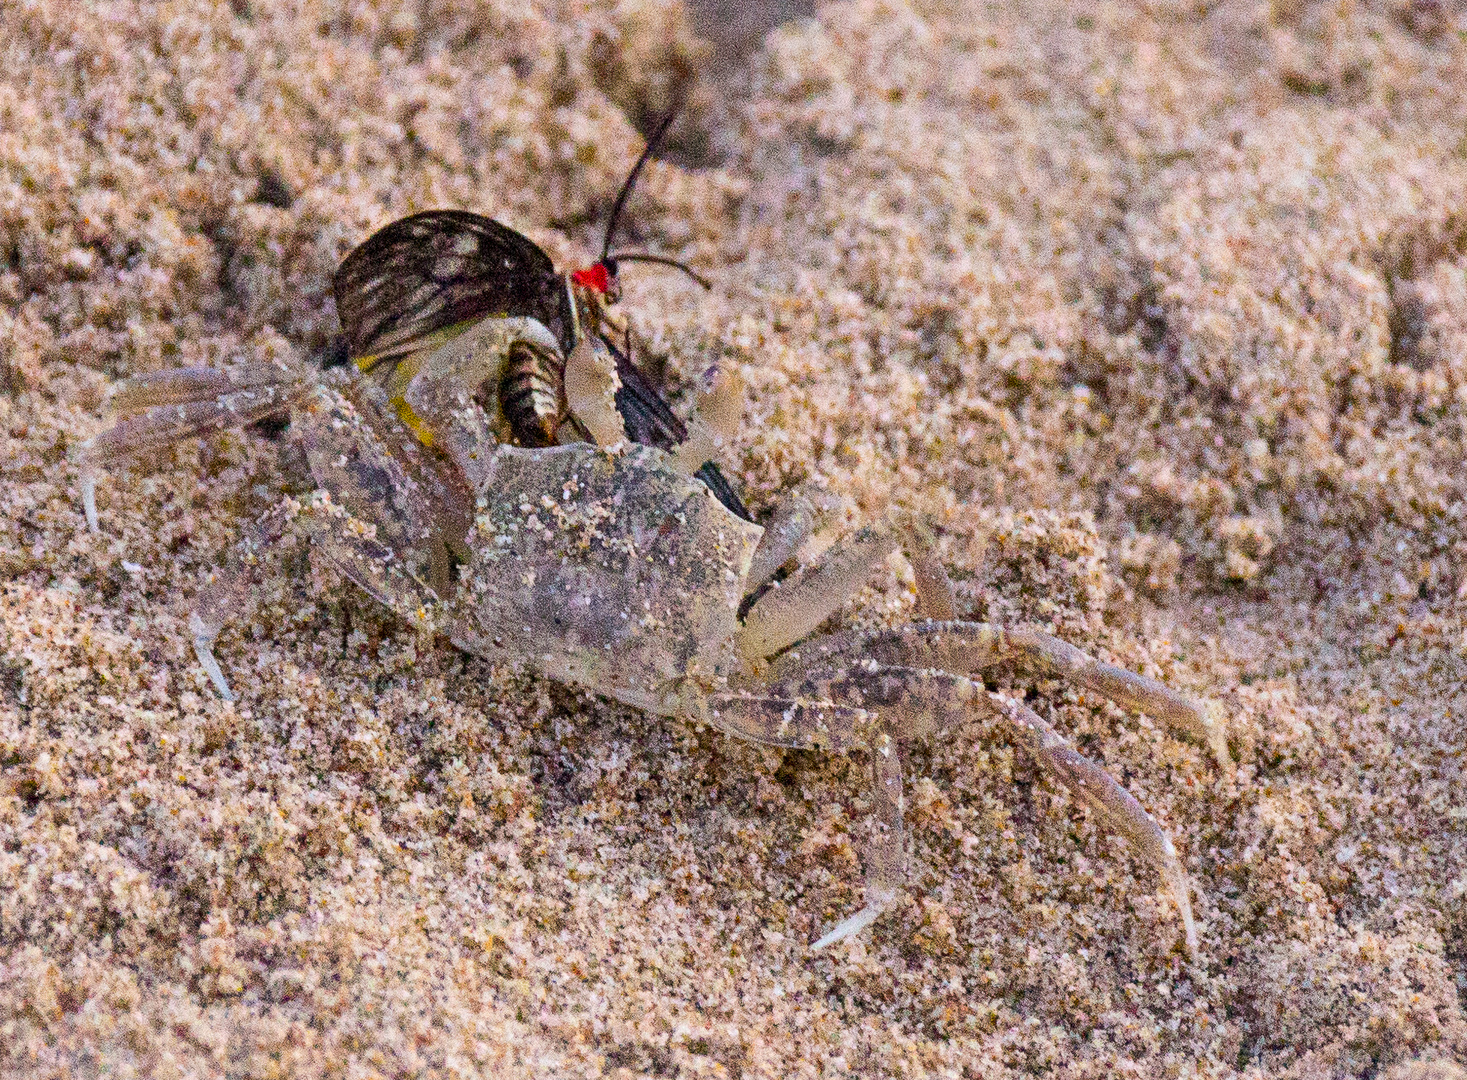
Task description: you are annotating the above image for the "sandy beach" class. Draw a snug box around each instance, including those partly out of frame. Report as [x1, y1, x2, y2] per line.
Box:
[2, 0, 1465, 1075]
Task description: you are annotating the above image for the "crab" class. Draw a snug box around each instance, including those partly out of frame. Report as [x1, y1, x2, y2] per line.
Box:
[78, 303, 1220, 958]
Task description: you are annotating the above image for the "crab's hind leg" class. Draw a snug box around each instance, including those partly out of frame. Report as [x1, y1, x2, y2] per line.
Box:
[745, 496, 815, 593]
[703, 691, 905, 949]
[187, 487, 446, 701]
[773, 621, 1227, 767]
[718, 665, 1198, 956]
[291, 388, 455, 619]
[77, 364, 309, 531]
[188, 388, 450, 701]
[187, 497, 301, 702]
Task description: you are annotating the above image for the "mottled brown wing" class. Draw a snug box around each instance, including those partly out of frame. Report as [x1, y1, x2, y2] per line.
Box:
[333, 211, 573, 360]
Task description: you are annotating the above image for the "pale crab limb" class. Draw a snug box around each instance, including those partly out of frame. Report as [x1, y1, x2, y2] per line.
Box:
[737, 524, 902, 661]
[812, 734, 906, 949]
[901, 517, 958, 620]
[563, 336, 627, 448]
[723, 665, 1198, 957]
[300, 383, 470, 599]
[80, 470, 100, 534]
[191, 610, 236, 702]
[292, 491, 448, 633]
[667, 365, 743, 476]
[74, 376, 310, 532]
[702, 691, 905, 949]
[185, 498, 301, 702]
[746, 495, 816, 591]
[772, 622, 1227, 766]
[737, 515, 959, 661]
[982, 687, 1198, 957]
[107, 363, 298, 414]
[397, 316, 563, 487]
[184, 486, 449, 702]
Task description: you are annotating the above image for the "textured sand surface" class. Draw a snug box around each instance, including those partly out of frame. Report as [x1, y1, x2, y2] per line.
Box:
[3, 0, 1467, 1076]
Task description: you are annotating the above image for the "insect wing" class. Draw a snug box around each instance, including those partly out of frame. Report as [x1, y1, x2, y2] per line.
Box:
[334, 211, 569, 361]
[602, 333, 752, 522]
[604, 333, 688, 450]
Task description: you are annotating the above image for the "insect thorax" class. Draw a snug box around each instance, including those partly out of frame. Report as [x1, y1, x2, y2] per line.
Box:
[454, 444, 763, 713]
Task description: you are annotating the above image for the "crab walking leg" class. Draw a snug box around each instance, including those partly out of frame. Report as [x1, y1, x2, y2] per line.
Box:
[563, 336, 628, 448]
[736, 514, 964, 660]
[667, 365, 743, 476]
[188, 489, 448, 701]
[770, 621, 1227, 765]
[186, 499, 302, 702]
[737, 525, 902, 661]
[898, 516, 958, 620]
[746, 496, 816, 591]
[76, 375, 309, 532]
[702, 692, 904, 949]
[983, 687, 1198, 957]
[726, 666, 1199, 956]
[812, 737, 906, 949]
[108, 367, 244, 412]
[106, 363, 303, 414]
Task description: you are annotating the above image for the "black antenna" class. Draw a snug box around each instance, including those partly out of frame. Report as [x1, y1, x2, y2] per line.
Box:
[600, 109, 680, 265]
[606, 251, 712, 290]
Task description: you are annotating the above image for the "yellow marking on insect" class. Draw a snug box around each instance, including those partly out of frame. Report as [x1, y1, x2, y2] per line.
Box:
[352, 318, 503, 451]
[353, 317, 495, 375]
[390, 394, 438, 449]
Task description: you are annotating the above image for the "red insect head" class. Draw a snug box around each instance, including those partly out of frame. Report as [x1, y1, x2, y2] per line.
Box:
[571, 262, 613, 295]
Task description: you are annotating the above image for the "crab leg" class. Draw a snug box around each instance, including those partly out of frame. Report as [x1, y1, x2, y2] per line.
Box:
[184, 386, 452, 701]
[667, 364, 743, 476]
[815, 735, 905, 949]
[76, 376, 310, 531]
[770, 621, 1227, 765]
[105, 363, 301, 414]
[562, 335, 628, 449]
[703, 691, 905, 948]
[715, 664, 1198, 956]
[187, 484, 448, 702]
[736, 515, 958, 661]
[745, 495, 816, 591]
[187, 498, 300, 702]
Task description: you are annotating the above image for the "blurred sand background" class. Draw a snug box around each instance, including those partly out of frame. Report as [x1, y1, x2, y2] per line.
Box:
[3, 0, 1467, 1075]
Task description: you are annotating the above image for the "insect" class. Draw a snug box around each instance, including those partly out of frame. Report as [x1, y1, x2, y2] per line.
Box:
[326, 111, 748, 520]
[76, 131, 1218, 956]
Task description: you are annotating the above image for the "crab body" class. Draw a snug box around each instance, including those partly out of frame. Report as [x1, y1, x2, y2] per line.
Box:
[457, 443, 761, 716]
